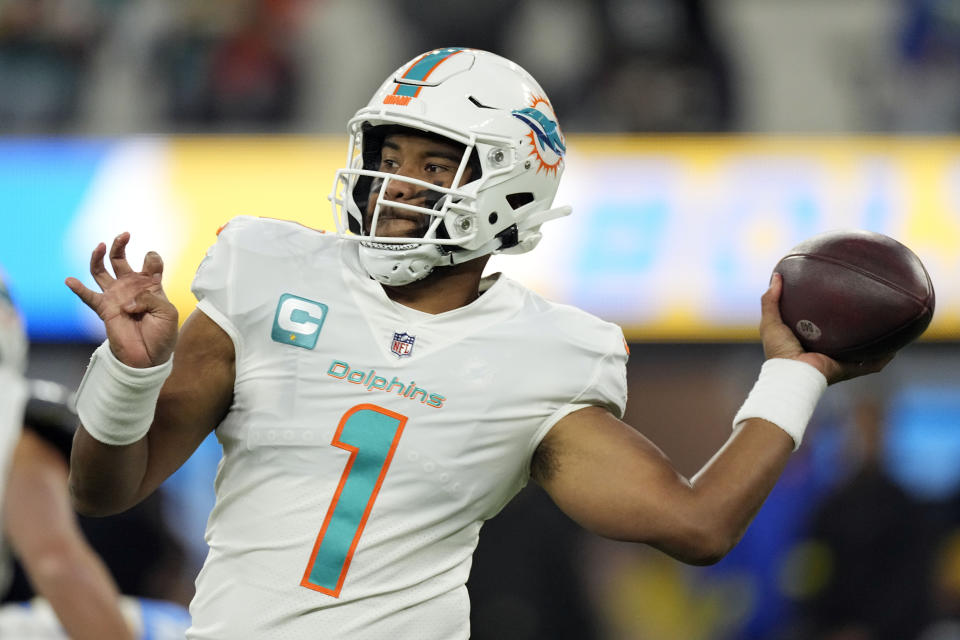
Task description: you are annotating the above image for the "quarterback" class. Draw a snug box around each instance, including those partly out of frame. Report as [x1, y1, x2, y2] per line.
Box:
[66, 48, 889, 639]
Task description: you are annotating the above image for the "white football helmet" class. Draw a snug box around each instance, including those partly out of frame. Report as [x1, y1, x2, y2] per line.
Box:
[330, 48, 571, 285]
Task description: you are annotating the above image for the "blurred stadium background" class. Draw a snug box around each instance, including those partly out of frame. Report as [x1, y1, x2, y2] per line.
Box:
[2, 1, 960, 639]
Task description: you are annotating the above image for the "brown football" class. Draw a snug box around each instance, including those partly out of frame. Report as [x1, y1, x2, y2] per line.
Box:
[773, 230, 935, 362]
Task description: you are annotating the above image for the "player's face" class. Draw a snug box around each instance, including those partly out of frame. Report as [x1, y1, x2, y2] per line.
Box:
[364, 133, 471, 238]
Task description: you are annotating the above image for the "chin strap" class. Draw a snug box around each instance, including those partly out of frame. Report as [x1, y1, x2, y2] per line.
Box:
[358, 242, 441, 285]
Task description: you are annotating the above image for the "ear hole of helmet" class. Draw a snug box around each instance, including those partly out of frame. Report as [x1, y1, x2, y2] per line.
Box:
[506, 192, 534, 210]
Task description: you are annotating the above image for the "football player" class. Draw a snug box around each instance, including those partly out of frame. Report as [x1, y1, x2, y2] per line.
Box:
[0, 277, 135, 639]
[65, 48, 889, 639]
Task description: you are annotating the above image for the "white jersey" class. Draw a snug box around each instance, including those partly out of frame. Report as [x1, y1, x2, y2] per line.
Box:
[0, 276, 28, 597]
[188, 216, 628, 639]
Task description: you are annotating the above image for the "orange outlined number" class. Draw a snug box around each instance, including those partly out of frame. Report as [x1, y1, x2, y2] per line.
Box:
[301, 404, 407, 597]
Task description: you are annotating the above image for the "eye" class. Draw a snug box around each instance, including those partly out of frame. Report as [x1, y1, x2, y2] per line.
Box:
[380, 158, 400, 172]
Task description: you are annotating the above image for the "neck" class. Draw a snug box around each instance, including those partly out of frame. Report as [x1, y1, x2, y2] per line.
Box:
[381, 256, 491, 314]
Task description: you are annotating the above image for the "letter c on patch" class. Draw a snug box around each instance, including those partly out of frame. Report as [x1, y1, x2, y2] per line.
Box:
[272, 294, 328, 349]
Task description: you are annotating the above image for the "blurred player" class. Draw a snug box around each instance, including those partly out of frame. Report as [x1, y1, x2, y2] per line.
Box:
[0, 595, 189, 640]
[0, 379, 191, 640]
[65, 48, 890, 639]
[0, 275, 138, 639]
[0, 275, 28, 593]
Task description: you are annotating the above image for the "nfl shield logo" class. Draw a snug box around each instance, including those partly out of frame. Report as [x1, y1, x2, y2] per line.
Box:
[391, 332, 415, 358]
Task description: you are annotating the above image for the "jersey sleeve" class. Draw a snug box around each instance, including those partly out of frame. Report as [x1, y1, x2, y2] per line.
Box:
[528, 321, 630, 457]
[573, 330, 629, 418]
[190, 216, 259, 345]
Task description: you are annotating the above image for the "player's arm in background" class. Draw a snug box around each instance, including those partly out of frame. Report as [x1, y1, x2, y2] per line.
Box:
[532, 273, 892, 566]
[66, 233, 235, 516]
[3, 428, 135, 640]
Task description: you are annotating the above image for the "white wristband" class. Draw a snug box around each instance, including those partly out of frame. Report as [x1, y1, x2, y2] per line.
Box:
[75, 340, 173, 446]
[733, 358, 827, 450]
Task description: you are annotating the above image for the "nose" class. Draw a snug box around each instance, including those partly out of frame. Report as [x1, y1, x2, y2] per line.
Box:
[383, 174, 409, 201]
[383, 172, 417, 202]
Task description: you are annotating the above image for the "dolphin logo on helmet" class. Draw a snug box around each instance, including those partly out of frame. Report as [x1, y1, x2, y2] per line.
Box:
[511, 106, 566, 158]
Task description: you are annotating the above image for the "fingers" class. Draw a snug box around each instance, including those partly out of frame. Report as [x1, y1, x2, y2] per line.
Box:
[88, 234, 166, 288]
[75, 235, 168, 319]
[108, 232, 135, 278]
[758, 272, 809, 362]
[759, 272, 784, 331]
[141, 251, 164, 282]
[89, 242, 113, 290]
[89, 233, 135, 290]
[64, 277, 101, 311]
[123, 287, 173, 317]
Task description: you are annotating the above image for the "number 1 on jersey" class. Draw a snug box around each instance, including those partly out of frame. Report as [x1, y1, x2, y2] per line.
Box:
[301, 404, 408, 597]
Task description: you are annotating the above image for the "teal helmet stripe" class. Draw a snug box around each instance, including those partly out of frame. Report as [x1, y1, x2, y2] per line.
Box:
[393, 83, 419, 98]
[392, 47, 464, 97]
